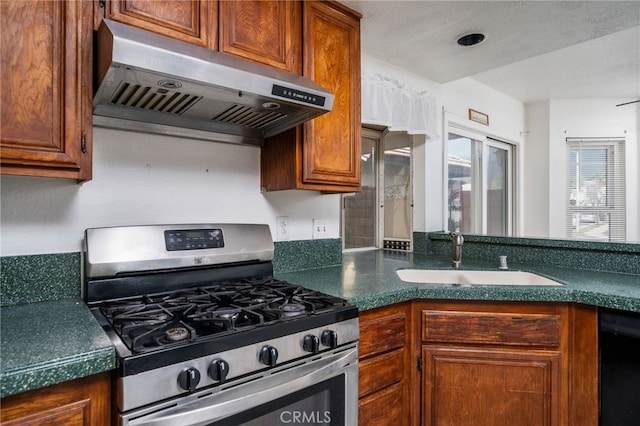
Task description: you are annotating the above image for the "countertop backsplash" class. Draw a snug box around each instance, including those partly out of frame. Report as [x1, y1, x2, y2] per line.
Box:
[2, 234, 639, 306]
[1, 253, 81, 307]
[418, 232, 640, 275]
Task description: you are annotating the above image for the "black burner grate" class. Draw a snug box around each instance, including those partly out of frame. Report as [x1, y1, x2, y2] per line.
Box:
[98, 277, 348, 353]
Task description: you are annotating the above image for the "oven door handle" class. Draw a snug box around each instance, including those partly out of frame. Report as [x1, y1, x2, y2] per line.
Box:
[128, 346, 358, 426]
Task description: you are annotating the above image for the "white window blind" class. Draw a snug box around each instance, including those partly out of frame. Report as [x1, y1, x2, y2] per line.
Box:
[566, 138, 626, 242]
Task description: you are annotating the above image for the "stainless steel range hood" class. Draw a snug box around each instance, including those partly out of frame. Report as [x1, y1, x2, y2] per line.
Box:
[93, 20, 334, 146]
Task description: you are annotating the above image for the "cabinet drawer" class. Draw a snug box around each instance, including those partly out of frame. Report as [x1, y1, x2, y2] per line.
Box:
[359, 349, 403, 398]
[359, 312, 406, 358]
[358, 382, 403, 426]
[422, 310, 560, 347]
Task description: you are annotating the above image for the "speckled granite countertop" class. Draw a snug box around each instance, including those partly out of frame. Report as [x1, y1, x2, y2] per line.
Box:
[275, 250, 640, 312]
[2, 249, 638, 399]
[0, 299, 115, 398]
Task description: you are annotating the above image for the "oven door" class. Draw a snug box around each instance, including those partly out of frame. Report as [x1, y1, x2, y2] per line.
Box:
[122, 344, 358, 426]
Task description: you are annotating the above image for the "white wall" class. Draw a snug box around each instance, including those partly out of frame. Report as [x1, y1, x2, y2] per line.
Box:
[4, 56, 635, 257]
[522, 101, 552, 237]
[529, 98, 639, 241]
[0, 127, 341, 256]
[442, 78, 525, 142]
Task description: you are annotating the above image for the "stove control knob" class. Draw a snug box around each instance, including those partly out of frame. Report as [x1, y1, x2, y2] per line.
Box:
[321, 330, 338, 348]
[259, 345, 279, 366]
[303, 334, 320, 354]
[208, 359, 230, 384]
[178, 367, 201, 392]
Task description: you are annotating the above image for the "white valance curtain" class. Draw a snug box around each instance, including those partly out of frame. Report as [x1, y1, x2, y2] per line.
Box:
[361, 73, 439, 139]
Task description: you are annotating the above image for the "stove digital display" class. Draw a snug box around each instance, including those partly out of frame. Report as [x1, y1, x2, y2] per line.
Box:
[164, 228, 224, 251]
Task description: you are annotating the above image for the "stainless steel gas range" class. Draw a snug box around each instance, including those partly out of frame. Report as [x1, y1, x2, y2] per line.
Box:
[84, 224, 359, 426]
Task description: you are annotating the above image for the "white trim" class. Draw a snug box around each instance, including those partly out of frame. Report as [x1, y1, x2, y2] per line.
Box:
[444, 120, 516, 236]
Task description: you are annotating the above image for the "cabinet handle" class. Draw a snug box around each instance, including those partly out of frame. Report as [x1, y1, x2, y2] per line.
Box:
[81, 130, 87, 153]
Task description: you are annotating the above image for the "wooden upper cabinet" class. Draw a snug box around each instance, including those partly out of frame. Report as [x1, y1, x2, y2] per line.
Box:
[0, 0, 93, 180]
[104, 0, 217, 49]
[261, 1, 362, 192]
[219, 1, 301, 73]
[301, 1, 361, 189]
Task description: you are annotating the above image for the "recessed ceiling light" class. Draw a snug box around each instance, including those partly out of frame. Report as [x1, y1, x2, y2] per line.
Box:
[457, 33, 485, 46]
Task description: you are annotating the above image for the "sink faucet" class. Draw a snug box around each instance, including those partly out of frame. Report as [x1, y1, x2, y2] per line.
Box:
[449, 232, 464, 269]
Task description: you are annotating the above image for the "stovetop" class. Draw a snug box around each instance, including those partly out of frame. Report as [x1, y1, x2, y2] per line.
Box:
[84, 224, 358, 377]
[89, 274, 358, 376]
[98, 277, 350, 354]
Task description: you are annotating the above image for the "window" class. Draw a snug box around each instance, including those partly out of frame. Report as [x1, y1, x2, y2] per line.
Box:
[566, 138, 626, 242]
[342, 128, 413, 251]
[343, 131, 378, 250]
[447, 129, 514, 236]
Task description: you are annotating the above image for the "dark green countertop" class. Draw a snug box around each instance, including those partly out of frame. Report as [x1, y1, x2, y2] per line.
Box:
[275, 250, 640, 312]
[0, 299, 115, 398]
[2, 249, 638, 399]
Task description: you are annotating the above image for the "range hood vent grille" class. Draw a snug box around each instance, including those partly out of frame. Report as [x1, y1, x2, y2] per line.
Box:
[213, 105, 287, 129]
[109, 83, 287, 130]
[110, 83, 202, 115]
[93, 19, 334, 146]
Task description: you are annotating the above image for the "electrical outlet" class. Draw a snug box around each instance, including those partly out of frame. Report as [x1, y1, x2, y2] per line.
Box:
[276, 216, 290, 241]
[313, 219, 328, 239]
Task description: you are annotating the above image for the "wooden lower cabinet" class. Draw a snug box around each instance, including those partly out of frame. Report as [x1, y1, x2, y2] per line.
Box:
[358, 302, 414, 426]
[418, 301, 598, 426]
[359, 381, 404, 426]
[357, 301, 597, 426]
[0, 373, 110, 426]
[422, 346, 561, 426]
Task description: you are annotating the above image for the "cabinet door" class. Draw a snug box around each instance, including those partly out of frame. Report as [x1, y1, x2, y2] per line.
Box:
[422, 346, 561, 426]
[0, 373, 110, 425]
[260, 1, 361, 193]
[0, 0, 92, 180]
[219, 0, 301, 73]
[105, 0, 216, 49]
[301, 1, 361, 189]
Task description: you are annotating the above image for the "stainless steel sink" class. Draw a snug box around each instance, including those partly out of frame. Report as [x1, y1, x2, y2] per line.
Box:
[396, 269, 563, 286]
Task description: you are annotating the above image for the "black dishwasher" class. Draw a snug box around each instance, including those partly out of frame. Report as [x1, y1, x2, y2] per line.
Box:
[599, 308, 640, 426]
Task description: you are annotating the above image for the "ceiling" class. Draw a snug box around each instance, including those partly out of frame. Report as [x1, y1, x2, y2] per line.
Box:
[341, 0, 640, 104]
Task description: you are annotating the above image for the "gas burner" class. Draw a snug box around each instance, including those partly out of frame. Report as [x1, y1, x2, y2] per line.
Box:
[165, 327, 189, 342]
[218, 311, 240, 321]
[129, 321, 197, 352]
[189, 307, 242, 322]
[282, 303, 306, 317]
